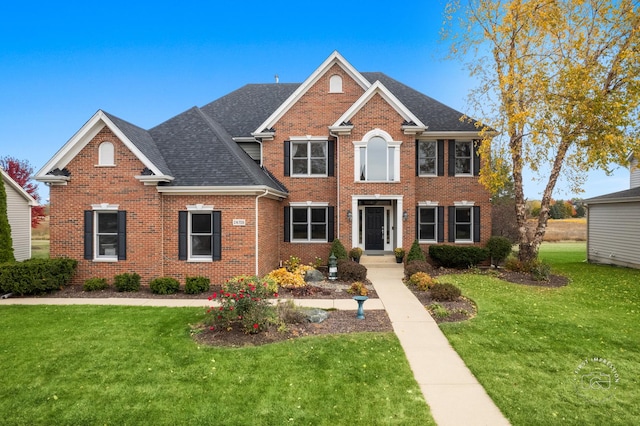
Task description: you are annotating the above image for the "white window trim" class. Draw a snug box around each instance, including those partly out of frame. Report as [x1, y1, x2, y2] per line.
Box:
[290, 136, 329, 177]
[289, 202, 329, 243]
[93, 210, 119, 261]
[453, 203, 474, 243]
[329, 74, 343, 93]
[187, 207, 214, 262]
[97, 141, 115, 167]
[418, 140, 438, 177]
[454, 140, 474, 177]
[418, 204, 438, 243]
[353, 129, 402, 182]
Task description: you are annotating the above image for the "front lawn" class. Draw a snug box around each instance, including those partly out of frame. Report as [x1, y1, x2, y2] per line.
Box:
[0, 305, 433, 425]
[438, 242, 640, 425]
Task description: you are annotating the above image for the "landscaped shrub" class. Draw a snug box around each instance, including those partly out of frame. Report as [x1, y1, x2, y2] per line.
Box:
[428, 302, 450, 318]
[149, 277, 180, 295]
[337, 260, 367, 281]
[430, 283, 462, 301]
[114, 272, 141, 292]
[404, 260, 433, 279]
[504, 256, 551, 281]
[185, 276, 210, 294]
[486, 236, 513, 266]
[265, 268, 305, 289]
[329, 238, 348, 260]
[347, 281, 369, 296]
[530, 261, 552, 281]
[0, 258, 77, 295]
[406, 240, 426, 262]
[206, 275, 278, 334]
[409, 272, 436, 291]
[428, 245, 489, 268]
[83, 277, 108, 292]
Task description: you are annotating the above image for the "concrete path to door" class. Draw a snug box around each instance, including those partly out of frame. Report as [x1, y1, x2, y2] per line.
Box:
[361, 255, 510, 426]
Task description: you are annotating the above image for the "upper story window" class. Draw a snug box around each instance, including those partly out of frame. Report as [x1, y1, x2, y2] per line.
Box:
[418, 140, 437, 175]
[98, 142, 115, 166]
[292, 140, 328, 176]
[455, 141, 473, 175]
[354, 129, 401, 182]
[329, 75, 343, 93]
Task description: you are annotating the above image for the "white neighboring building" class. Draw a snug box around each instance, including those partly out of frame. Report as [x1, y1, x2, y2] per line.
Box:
[585, 154, 640, 269]
[1, 168, 38, 261]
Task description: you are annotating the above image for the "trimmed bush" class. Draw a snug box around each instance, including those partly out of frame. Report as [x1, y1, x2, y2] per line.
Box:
[428, 245, 489, 268]
[83, 277, 108, 292]
[486, 236, 513, 266]
[430, 283, 462, 301]
[185, 276, 210, 294]
[409, 272, 436, 291]
[406, 240, 426, 262]
[329, 238, 348, 260]
[0, 258, 77, 295]
[404, 260, 433, 279]
[149, 277, 180, 295]
[114, 272, 141, 292]
[338, 260, 367, 281]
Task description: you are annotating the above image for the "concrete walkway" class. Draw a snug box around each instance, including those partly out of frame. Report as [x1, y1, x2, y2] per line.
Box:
[364, 258, 510, 426]
[1, 263, 510, 425]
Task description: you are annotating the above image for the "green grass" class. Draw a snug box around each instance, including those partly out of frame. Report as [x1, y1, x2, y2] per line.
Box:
[0, 306, 433, 425]
[31, 239, 49, 259]
[439, 242, 640, 425]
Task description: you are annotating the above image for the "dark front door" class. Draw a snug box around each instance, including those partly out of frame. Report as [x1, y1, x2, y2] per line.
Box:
[365, 207, 384, 250]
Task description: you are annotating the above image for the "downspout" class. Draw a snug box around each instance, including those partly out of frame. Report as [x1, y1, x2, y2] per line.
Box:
[255, 189, 269, 275]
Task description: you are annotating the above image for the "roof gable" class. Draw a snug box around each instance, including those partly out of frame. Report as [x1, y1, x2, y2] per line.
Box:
[35, 110, 173, 182]
[1, 168, 38, 206]
[253, 51, 371, 136]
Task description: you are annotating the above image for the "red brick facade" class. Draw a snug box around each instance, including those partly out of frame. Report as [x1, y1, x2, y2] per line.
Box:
[42, 54, 491, 286]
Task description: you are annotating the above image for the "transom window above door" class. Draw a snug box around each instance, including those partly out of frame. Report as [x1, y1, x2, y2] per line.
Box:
[353, 129, 401, 182]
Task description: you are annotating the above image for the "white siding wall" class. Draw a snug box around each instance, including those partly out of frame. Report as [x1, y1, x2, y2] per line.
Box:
[630, 157, 640, 189]
[588, 202, 640, 268]
[4, 180, 32, 261]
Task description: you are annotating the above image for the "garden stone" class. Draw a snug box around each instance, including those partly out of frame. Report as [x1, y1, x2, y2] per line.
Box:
[304, 269, 324, 283]
[304, 308, 329, 323]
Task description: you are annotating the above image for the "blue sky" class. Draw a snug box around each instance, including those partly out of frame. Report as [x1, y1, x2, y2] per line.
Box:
[0, 0, 630, 201]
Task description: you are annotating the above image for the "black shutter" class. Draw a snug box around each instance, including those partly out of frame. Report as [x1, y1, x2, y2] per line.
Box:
[473, 206, 481, 242]
[84, 211, 93, 260]
[473, 140, 481, 176]
[328, 140, 335, 177]
[448, 140, 455, 176]
[212, 211, 221, 261]
[416, 206, 420, 239]
[437, 140, 445, 176]
[327, 206, 335, 242]
[415, 140, 420, 176]
[437, 206, 445, 242]
[284, 207, 290, 242]
[117, 211, 126, 260]
[178, 211, 187, 260]
[284, 141, 291, 177]
[448, 206, 455, 242]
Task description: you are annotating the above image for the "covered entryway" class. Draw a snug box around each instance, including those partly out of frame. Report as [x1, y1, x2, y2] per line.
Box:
[350, 195, 404, 253]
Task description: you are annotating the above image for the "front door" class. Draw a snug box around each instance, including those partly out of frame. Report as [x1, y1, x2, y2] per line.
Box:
[365, 207, 385, 250]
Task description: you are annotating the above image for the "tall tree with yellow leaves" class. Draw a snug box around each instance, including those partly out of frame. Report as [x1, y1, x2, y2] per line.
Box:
[445, 0, 640, 262]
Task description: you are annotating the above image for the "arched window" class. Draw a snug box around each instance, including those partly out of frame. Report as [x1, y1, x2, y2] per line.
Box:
[98, 142, 115, 166]
[354, 130, 401, 182]
[329, 75, 343, 93]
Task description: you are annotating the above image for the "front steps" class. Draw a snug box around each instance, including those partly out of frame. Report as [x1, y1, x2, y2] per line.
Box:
[359, 254, 403, 268]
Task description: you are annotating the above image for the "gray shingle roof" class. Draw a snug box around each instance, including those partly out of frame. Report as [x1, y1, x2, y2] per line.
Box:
[148, 107, 286, 190]
[585, 186, 640, 204]
[361, 72, 478, 132]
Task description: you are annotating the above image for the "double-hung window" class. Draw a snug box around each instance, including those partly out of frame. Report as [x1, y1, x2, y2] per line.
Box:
[418, 207, 437, 242]
[448, 204, 480, 243]
[292, 206, 327, 241]
[455, 141, 472, 175]
[190, 213, 213, 259]
[418, 141, 437, 176]
[84, 204, 126, 261]
[179, 207, 221, 261]
[292, 140, 327, 176]
[454, 207, 473, 242]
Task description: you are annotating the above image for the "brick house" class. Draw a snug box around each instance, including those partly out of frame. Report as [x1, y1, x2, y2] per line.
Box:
[36, 51, 491, 285]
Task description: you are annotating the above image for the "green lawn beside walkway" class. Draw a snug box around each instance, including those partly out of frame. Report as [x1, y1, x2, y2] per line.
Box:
[438, 242, 640, 425]
[0, 305, 434, 425]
